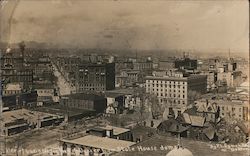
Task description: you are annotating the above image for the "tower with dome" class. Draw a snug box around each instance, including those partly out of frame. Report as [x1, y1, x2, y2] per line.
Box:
[166, 145, 193, 156]
[166, 133, 193, 156]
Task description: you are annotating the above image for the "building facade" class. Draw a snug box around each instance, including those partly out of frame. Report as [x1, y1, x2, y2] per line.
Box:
[174, 58, 198, 70]
[76, 63, 115, 92]
[200, 71, 217, 92]
[212, 100, 249, 122]
[145, 71, 207, 114]
[1, 49, 33, 90]
[60, 93, 107, 113]
[2, 83, 22, 96]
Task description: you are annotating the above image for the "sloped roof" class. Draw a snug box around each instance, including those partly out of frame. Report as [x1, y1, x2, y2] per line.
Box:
[236, 121, 249, 135]
[101, 125, 130, 135]
[189, 115, 205, 127]
[182, 113, 191, 124]
[203, 126, 216, 140]
[157, 119, 189, 133]
[184, 107, 197, 116]
[196, 103, 206, 112]
[157, 118, 177, 129]
[196, 101, 218, 113]
[168, 123, 189, 133]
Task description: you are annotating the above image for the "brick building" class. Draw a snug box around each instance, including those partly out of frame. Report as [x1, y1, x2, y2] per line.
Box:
[60, 93, 107, 113]
[76, 63, 115, 92]
[174, 58, 198, 70]
[1, 49, 33, 90]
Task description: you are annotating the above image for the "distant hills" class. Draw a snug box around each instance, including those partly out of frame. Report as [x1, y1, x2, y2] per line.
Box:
[0, 41, 248, 59]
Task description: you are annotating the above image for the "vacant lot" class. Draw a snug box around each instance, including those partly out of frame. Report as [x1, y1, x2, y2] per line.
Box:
[5, 127, 62, 155]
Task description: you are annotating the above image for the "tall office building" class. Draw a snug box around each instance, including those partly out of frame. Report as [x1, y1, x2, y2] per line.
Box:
[76, 63, 115, 92]
[145, 70, 207, 116]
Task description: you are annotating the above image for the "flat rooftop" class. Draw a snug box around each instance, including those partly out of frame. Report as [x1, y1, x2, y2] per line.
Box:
[61, 135, 135, 151]
[33, 104, 95, 117]
[210, 99, 249, 106]
[105, 92, 124, 98]
[145, 74, 206, 81]
[100, 125, 130, 135]
[2, 108, 63, 125]
[62, 93, 105, 101]
[105, 88, 135, 95]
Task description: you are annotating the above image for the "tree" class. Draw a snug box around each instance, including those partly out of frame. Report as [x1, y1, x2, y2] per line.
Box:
[148, 94, 162, 119]
[187, 90, 201, 105]
[133, 87, 146, 118]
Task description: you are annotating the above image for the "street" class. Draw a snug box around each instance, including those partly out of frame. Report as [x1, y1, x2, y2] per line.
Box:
[52, 64, 71, 96]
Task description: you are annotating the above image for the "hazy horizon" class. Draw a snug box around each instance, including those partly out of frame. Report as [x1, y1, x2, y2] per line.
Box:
[1, 0, 249, 54]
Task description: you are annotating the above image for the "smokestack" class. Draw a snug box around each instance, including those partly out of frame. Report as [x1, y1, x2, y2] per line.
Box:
[18, 41, 25, 57]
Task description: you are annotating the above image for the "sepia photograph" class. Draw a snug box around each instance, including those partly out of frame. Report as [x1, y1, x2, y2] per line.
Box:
[0, 0, 249, 155]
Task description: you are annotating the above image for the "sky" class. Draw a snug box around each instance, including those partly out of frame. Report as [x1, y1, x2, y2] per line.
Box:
[1, 0, 249, 54]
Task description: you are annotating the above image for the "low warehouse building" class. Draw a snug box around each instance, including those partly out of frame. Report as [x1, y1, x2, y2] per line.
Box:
[60, 135, 135, 155]
[2, 109, 64, 136]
